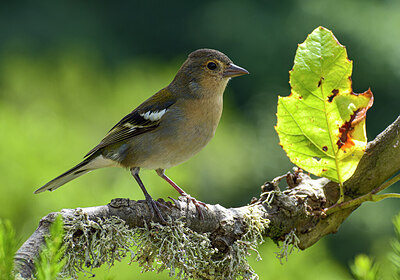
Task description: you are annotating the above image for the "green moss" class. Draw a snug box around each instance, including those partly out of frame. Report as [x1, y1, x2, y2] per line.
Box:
[60, 208, 269, 279]
[61, 209, 135, 278]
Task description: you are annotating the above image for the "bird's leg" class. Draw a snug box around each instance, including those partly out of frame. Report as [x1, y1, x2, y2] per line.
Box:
[131, 167, 166, 223]
[156, 169, 207, 219]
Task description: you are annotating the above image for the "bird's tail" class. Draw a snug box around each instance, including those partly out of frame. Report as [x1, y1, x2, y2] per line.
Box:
[34, 155, 117, 194]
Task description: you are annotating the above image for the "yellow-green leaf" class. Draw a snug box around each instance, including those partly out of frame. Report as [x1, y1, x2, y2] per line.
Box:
[275, 26, 373, 184]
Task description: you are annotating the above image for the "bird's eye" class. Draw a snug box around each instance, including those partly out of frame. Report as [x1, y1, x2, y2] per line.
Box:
[207, 61, 217, 70]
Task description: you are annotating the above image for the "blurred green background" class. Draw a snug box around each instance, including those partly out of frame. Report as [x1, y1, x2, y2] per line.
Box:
[1, 0, 399, 278]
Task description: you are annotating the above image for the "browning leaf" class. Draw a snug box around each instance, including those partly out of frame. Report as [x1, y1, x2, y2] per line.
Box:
[275, 26, 373, 184]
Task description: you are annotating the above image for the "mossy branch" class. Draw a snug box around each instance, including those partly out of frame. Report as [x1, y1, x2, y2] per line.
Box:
[14, 115, 400, 279]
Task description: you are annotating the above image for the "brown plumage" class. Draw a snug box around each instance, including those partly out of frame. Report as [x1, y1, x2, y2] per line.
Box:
[35, 49, 249, 222]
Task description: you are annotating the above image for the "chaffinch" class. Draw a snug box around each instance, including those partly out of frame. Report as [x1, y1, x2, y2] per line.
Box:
[35, 49, 249, 222]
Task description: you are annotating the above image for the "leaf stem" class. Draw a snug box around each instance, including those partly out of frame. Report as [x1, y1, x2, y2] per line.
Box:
[326, 172, 400, 215]
[337, 182, 344, 204]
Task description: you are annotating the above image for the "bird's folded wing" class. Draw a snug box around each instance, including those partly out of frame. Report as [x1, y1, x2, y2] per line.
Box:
[85, 89, 177, 157]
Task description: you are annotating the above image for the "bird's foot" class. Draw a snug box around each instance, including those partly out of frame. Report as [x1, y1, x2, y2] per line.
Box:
[143, 195, 169, 224]
[168, 196, 182, 210]
[183, 194, 208, 219]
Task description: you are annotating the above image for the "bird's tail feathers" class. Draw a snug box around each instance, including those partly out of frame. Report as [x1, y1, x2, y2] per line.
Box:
[34, 155, 118, 194]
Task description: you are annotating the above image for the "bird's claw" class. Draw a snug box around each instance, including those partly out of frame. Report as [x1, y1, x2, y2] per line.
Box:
[155, 198, 171, 210]
[168, 196, 182, 210]
[183, 194, 207, 219]
[143, 196, 167, 224]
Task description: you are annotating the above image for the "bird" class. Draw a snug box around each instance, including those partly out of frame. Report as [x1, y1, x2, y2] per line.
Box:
[35, 49, 249, 222]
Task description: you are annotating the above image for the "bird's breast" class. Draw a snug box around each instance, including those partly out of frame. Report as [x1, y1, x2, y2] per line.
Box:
[166, 95, 223, 157]
[178, 95, 223, 142]
[118, 95, 224, 170]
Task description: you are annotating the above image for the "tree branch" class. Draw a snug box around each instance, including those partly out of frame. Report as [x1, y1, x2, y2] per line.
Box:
[14, 115, 400, 279]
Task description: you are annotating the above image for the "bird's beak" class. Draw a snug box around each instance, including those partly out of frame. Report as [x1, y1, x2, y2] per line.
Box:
[223, 63, 249, 78]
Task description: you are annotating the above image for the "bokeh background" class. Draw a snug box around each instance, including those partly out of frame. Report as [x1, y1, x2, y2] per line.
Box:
[1, 0, 399, 279]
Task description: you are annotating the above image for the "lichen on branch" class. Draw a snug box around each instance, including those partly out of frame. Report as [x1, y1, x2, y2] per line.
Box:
[59, 206, 269, 279]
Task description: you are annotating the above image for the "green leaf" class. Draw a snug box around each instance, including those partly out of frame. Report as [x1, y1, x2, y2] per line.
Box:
[350, 254, 379, 280]
[35, 215, 66, 280]
[0, 219, 19, 280]
[276, 26, 373, 184]
[390, 213, 400, 277]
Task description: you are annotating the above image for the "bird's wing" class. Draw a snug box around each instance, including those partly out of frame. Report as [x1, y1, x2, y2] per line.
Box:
[85, 88, 177, 157]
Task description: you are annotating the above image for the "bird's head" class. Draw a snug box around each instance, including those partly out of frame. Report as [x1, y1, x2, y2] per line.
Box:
[170, 49, 249, 97]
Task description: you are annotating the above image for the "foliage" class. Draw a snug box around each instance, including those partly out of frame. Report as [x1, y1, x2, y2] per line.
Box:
[390, 213, 400, 277]
[276, 26, 373, 189]
[34, 215, 66, 280]
[350, 254, 379, 280]
[0, 219, 19, 280]
[349, 212, 400, 280]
